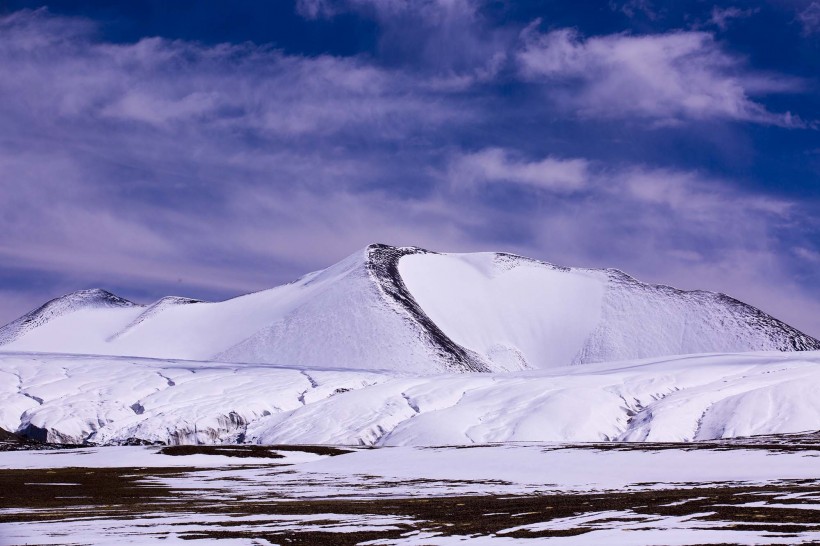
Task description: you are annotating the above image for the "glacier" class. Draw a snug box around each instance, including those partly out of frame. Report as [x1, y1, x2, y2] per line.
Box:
[2, 350, 820, 446]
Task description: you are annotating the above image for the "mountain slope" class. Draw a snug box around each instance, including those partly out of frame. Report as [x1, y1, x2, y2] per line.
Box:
[0, 244, 817, 372]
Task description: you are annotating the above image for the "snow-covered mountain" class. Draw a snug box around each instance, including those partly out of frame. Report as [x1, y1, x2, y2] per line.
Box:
[1, 244, 817, 372]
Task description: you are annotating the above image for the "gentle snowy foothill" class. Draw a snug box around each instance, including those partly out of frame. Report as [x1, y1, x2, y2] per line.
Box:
[3, 350, 820, 446]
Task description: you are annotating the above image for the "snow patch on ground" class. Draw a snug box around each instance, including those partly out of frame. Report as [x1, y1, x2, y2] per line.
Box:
[4, 444, 820, 545]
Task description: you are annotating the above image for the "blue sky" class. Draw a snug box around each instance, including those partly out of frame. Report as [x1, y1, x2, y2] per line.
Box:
[0, 0, 819, 335]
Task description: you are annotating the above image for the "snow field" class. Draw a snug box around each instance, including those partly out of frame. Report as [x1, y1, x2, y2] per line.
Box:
[2, 350, 820, 446]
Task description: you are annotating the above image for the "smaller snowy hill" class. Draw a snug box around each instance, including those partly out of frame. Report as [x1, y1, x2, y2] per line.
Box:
[0, 244, 817, 372]
[0, 289, 137, 346]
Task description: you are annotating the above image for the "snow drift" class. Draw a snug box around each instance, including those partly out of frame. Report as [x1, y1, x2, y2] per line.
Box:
[1, 244, 817, 372]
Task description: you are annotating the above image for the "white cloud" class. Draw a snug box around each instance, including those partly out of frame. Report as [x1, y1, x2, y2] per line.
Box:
[297, 0, 511, 81]
[517, 24, 805, 127]
[0, 11, 460, 139]
[101, 91, 221, 126]
[449, 148, 590, 192]
[615, 167, 792, 220]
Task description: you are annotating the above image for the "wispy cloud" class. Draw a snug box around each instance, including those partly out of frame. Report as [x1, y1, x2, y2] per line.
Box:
[610, 0, 659, 21]
[708, 6, 759, 30]
[297, 0, 512, 81]
[794, 246, 820, 264]
[448, 148, 590, 192]
[517, 24, 805, 127]
[297, 0, 478, 22]
[798, 2, 820, 35]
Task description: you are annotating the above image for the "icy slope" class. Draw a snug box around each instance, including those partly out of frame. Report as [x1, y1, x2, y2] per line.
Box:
[0, 244, 817, 371]
[2, 351, 820, 445]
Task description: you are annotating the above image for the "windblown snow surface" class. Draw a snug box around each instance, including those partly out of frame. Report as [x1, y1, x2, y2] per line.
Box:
[3, 350, 820, 446]
[1, 245, 817, 373]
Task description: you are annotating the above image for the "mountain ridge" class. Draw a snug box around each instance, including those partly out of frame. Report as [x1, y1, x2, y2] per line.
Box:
[1, 243, 817, 371]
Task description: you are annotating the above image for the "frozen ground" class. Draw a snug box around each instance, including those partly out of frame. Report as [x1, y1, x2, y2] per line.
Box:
[2, 443, 820, 545]
[3, 350, 820, 445]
